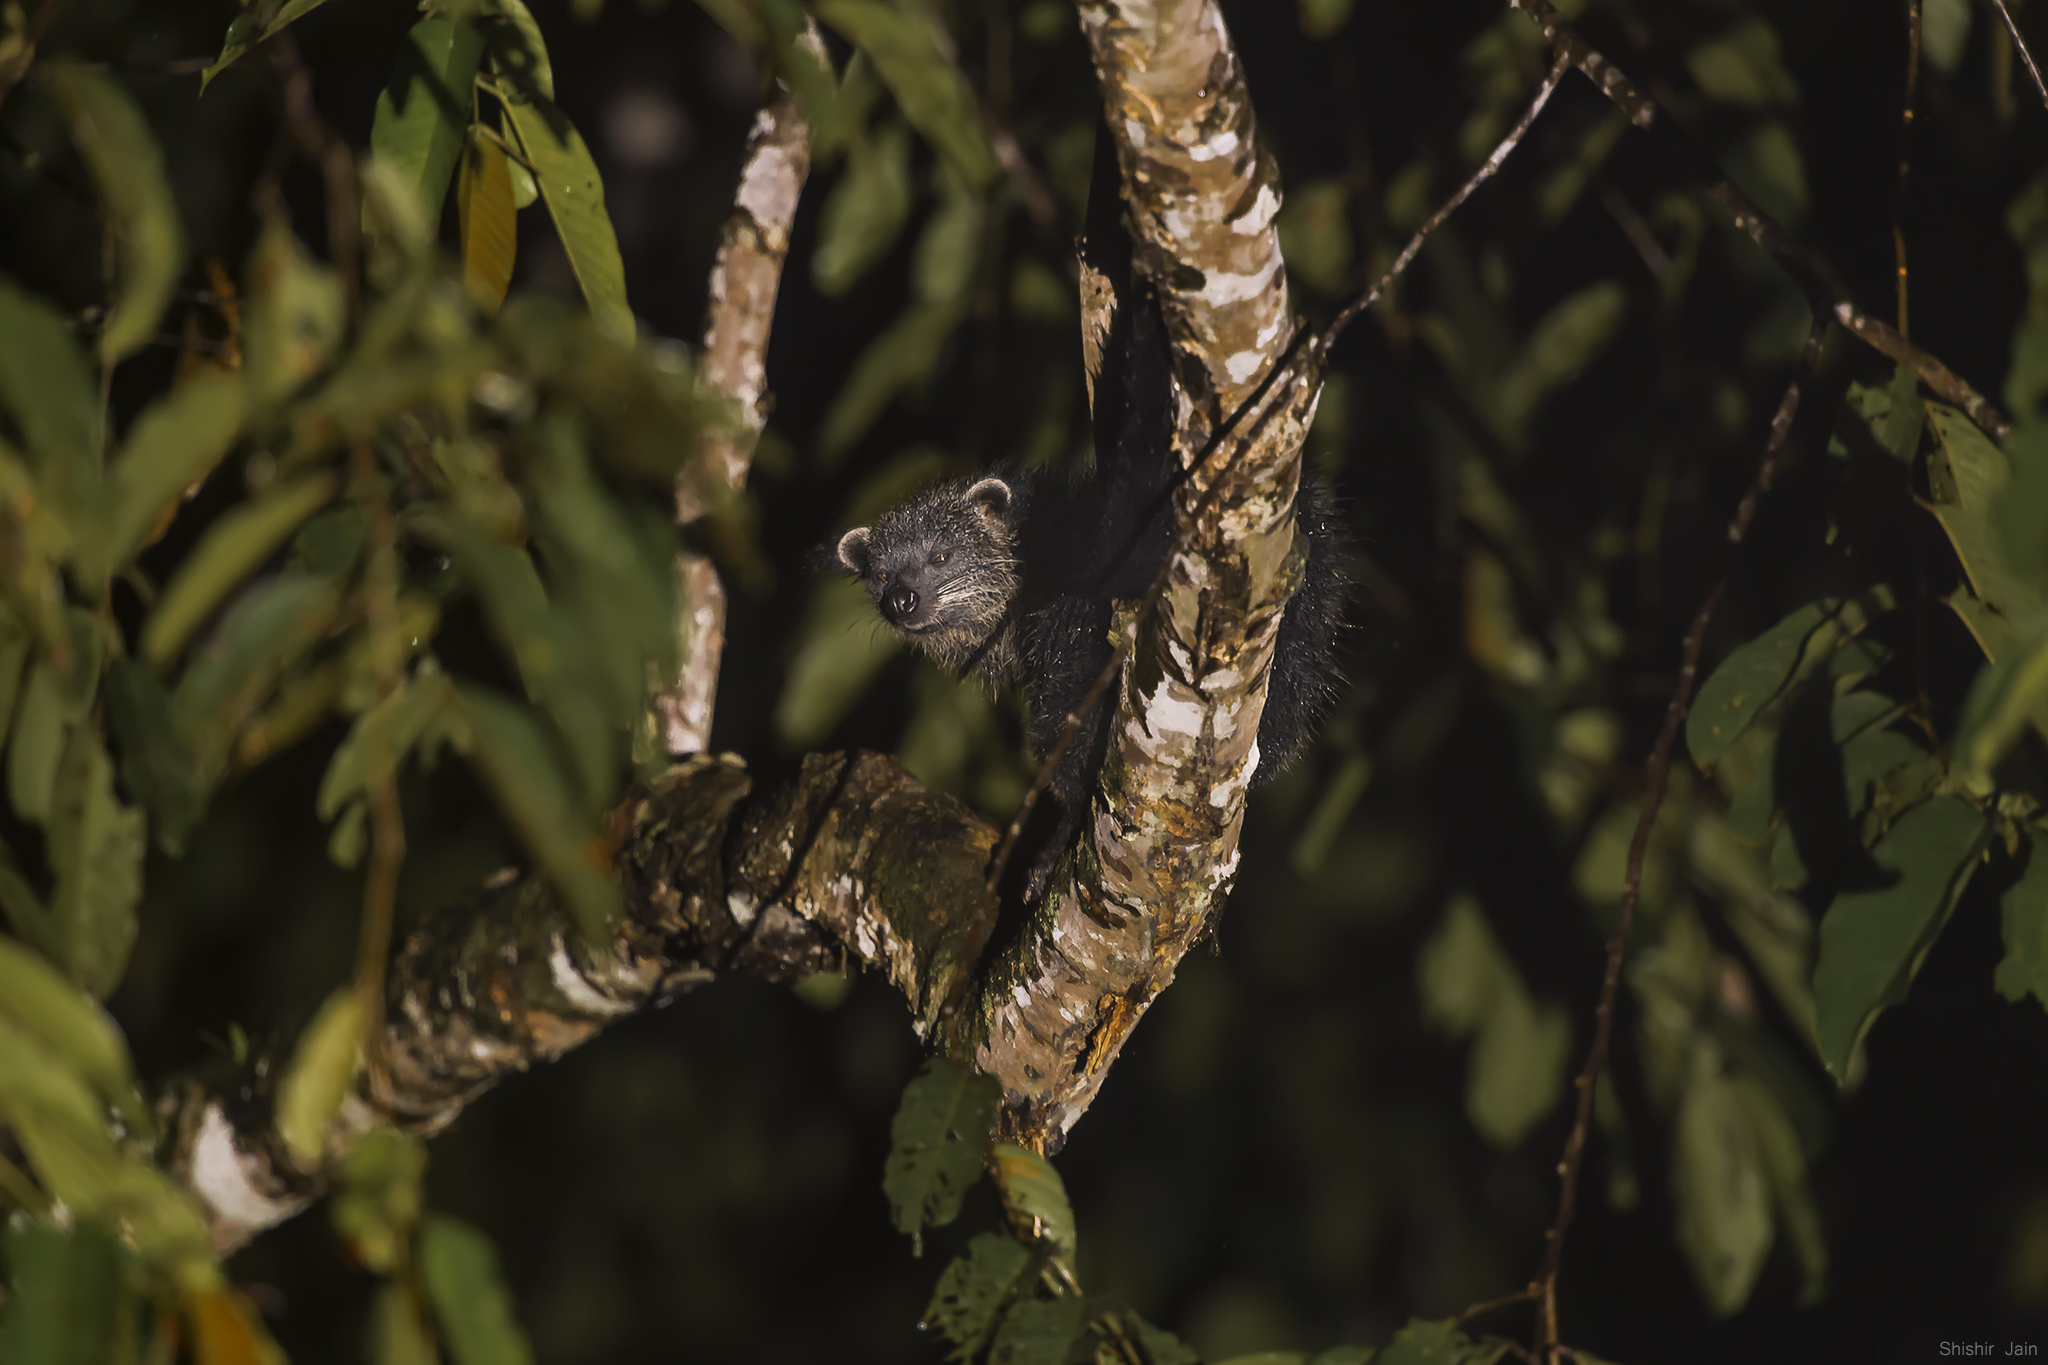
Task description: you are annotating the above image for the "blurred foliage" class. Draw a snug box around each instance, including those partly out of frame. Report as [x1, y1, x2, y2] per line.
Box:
[3, 0, 2048, 1362]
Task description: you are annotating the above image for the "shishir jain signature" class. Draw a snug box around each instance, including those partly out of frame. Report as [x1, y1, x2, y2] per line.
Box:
[1939, 1345, 2040, 1358]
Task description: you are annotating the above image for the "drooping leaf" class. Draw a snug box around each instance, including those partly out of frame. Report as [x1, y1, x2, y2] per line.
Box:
[9, 611, 104, 828]
[883, 1055, 999, 1250]
[332, 1129, 428, 1276]
[1278, 178, 1356, 295]
[913, 185, 985, 307]
[141, 473, 339, 665]
[370, 17, 487, 231]
[813, 0, 996, 189]
[812, 121, 914, 296]
[481, 0, 555, 101]
[459, 131, 519, 315]
[1953, 612, 2048, 787]
[0, 276, 99, 475]
[1373, 1318, 1509, 1365]
[1812, 796, 1991, 1082]
[45, 64, 185, 367]
[989, 1143, 1076, 1260]
[1996, 837, 2048, 1009]
[1130, 1316, 1206, 1365]
[986, 1294, 1086, 1365]
[242, 220, 346, 412]
[369, 1282, 440, 1365]
[170, 570, 342, 786]
[419, 1215, 536, 1365]
[0, 1221, 124, 1365]
[45, 723, 147, 1000]
[93, 371, 245, 586]
[203, 0, 336, 88]
[1925, 402, 2045, 659]
[1686, 18, 1799, 107]
[188, 1291, 276, 1365]
[924, 1233, 1036, 1358]
[1487, 281, 1627, 450]
[1687, 590, 1893, 771]
[1672, 1063, 1773, 1315]
[275, 988, 362, 1167]
[0, 936, 152, 1139]
[817, 301, 964, 461]
[1729, 1073, 1827, 1304]
[493, 58, 633, 343]
[318, 668, 455, 825]
[103, 659, 210, 856]
[452, 684, 620, 943]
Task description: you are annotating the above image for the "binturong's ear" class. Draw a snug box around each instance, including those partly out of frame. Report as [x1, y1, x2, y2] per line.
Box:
[835, 527, 874, 576]
[964, 477, 1012, 521]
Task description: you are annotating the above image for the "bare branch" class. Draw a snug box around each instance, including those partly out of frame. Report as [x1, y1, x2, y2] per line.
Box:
[1992, 0, 2048, 110]
[162, 753, 1002, 1252]
[657, 31, 818, 757]
[1502, 0, 2011, 438]
[1320, 52, 1570, 362]
[1533, 317, 1829, 1361]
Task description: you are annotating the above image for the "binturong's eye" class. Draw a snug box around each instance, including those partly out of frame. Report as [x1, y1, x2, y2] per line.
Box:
[930, 551, 949, 567]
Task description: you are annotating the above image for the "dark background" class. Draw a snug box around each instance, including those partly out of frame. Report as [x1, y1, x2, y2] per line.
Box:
[4, 0, 2046, 1360]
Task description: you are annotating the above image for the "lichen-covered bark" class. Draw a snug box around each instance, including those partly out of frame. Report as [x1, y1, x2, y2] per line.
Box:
[963, 0, 1317, 1148]
[658, 48, 816, 755]
[165, 753, 1001, 1252]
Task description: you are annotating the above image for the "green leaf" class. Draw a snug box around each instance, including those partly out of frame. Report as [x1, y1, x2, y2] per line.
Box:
[45, 724, 147, 1001]
[1728, 1073, 1827, 1304]
[459, 131, 519, 315]
[1298, 0, 1354, 40]
[203, 0, 336, 88]
[774, 574, 905, 748]
[242, 219, 346, 412]
[141, 473, 339, 666]
[1813, 797, 1991, 1081]
[1954, 612, 2048, 787]
[1996, 837, 2048, 1008]
[1926, 402, 2046, 657]
[1374, 1318, 1506, 1365]
[1687, 590, 1893, 771]
[0, 602, 31, 750]
[318, 669, 455, 824]
[371, 18, 487, 231]
[884, 1055, 999, 1250]
[44, 64, 185, 367]
[1417, 896, 1570, 1148]
[0, 276, 99, 475]
[481, 0, 554, 101]
[333, 1129, 428, 1275]
[0, 1221, 124, 1365]
[1487, 281, 1626, 450]
[813, 0, 996, 189]
[989, 1143, 1076, 1260]
[1278, 178, 1355, 295]
[923, 1233, 1035, 1357]
[817, 300, 964, 461]
[495, 67, 633, 343]
[452, 684, 621, 943]
[1686, 18, 1799, 106]
[913, 185, 985, 307]
[9, 611, 105, 828]
[987, 1295, 1085, 1365]
[170, 570, 342, 784]
[419, 1214, 535, 1365]
[812, 121, 914, 296]
[0, 936, 151, 1140]
[275, 988, 362, 1167]
[93, 372, 245, 586]
[1672, 1063, 1772, 1314]
[1129, 1315, 1205, 1365]
[369, 1282, 440, 1365]
[103, 659, 210, 856]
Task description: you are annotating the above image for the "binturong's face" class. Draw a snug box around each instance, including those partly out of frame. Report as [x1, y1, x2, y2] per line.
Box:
[833, 476, 1019, 650]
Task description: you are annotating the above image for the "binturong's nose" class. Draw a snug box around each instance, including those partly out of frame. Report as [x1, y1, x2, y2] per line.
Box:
[883, 583, 920, 622]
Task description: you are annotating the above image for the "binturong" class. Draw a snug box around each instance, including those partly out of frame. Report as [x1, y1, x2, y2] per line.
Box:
[823, 128, 1351, 893]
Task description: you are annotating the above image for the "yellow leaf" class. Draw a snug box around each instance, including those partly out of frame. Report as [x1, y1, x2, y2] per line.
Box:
[459, 133, 517, 317]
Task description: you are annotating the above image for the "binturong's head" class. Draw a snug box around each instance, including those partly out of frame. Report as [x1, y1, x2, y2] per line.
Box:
[828, 475, 1022, 678]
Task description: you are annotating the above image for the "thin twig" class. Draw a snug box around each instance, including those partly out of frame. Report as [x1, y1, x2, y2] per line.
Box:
[1532, 318, 1827, 1363]
[1319, 52, 1571, 364]
[1992, 0, 2048, 109]
[1456, 1283, 1540, 1323]
[1895, 0, 1921, 337]
[1502, 0, 2011, 438]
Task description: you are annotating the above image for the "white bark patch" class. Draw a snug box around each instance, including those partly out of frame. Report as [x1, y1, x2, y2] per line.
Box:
[1187, 128, 1240, 162]
[1197, 253, 1281, 306]
[735, 136, 803, 236]
[1225, 349, 1263, 384]
[1013, 984, 1032, 1007]
[191, 1104, 296, 1231]
[1123, 117, 1148, 147]
[726, 890, 759, 929]
[1233, 183, 1280, 235]
[549, 935, 633, 1017]
[1140, 680, 1210, 739]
